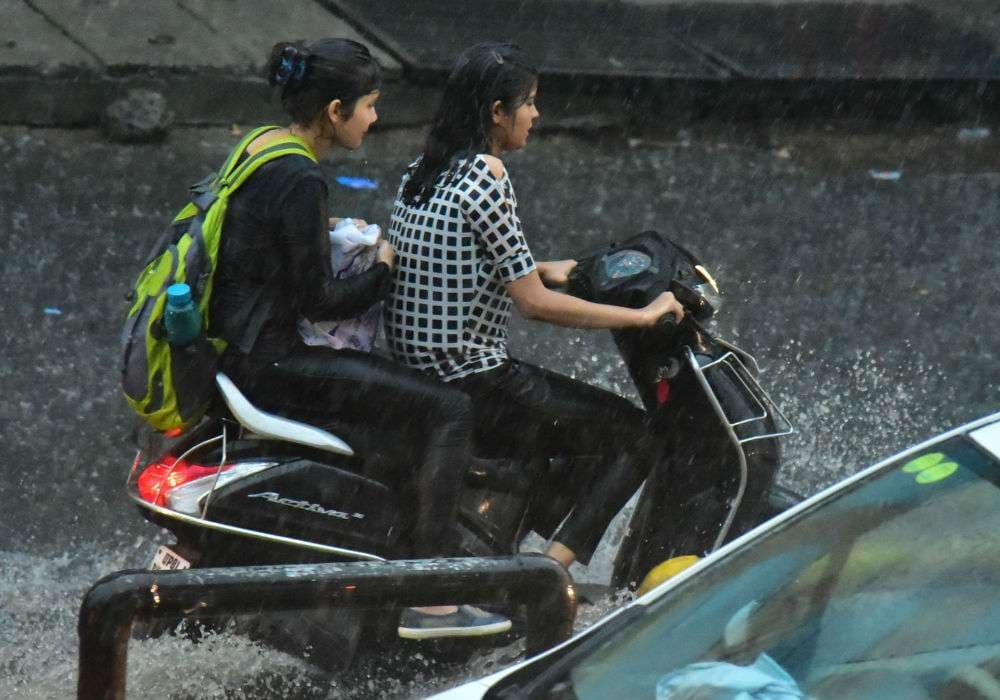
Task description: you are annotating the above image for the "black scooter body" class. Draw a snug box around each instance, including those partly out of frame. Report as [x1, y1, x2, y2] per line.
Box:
[128, 230, 794, 666]
[564, 231, 789, 587]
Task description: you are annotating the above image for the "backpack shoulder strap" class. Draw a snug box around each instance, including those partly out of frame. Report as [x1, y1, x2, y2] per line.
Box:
[183, 126, 285, 213]
[217, 125, 282, 180]
[222, 136, 317, 192]
[216, 135, 318, 354]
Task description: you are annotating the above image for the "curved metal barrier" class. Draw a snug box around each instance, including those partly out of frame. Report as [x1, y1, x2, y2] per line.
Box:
[78, 554, 576, 700]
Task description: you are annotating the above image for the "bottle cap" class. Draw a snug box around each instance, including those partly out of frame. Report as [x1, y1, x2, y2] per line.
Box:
[166, 283, 192, 306]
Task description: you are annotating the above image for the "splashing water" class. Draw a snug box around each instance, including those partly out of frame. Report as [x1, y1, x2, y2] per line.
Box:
[1, 346, 970, 699]
[766, 345, 963, 496]
[0, 548, 445, 698]
[1, 545, 147, 700]
[0, 542, 619, 700]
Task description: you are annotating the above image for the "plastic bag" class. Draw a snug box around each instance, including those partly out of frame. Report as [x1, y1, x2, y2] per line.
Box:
[655, 653, 806, 700]
[299, 219, 383, 351]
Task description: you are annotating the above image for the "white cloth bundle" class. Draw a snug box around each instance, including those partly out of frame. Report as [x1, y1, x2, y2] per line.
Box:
[299, 218, 383, 352]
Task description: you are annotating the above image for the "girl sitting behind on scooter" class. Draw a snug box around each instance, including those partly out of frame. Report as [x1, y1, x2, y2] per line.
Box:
[210, 38, 509, 639]
[385, 42, 684, 572]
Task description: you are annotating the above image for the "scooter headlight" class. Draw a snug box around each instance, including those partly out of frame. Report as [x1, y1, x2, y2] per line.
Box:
[693, 282, 723, 316]
[694, 264, 719, 293]
[693, 264, 722, 316]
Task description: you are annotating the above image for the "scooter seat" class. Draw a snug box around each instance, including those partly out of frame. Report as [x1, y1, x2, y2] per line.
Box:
[214, 373, 354, 456]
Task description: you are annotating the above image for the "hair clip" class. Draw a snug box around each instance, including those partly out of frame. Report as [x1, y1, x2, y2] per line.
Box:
[275, 46, 306, 86]
[293, 54, 307, 81]
[492, 50, 505, 65]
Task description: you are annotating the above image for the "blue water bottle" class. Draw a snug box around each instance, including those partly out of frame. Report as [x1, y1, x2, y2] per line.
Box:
[164, 283, 202, 346]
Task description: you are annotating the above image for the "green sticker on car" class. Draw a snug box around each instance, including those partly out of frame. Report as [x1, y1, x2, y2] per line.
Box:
[902, 452, 959, 483]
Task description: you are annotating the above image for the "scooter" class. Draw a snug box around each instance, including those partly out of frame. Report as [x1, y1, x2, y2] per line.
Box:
[126, 229, 795, 668]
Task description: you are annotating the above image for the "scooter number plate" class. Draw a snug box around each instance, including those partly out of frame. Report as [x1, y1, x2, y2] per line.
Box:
[150, 545, 191, 571]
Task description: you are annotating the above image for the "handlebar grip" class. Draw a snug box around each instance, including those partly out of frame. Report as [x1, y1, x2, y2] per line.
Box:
[657, 312, 680, 328]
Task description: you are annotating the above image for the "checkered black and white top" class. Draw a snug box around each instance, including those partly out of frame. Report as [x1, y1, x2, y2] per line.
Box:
[385, 155, 536, 381]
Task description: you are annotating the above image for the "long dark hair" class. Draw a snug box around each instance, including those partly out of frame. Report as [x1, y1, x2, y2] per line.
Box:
[266, 38, 381, 124]
[402, 42, 537, 205]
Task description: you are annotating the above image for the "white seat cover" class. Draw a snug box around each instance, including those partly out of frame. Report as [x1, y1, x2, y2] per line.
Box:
[215, 373, 353, 456]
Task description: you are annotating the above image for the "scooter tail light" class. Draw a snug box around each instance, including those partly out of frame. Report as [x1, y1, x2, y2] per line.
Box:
[137, 457, 277, 515]
[137, 457, 230, 508]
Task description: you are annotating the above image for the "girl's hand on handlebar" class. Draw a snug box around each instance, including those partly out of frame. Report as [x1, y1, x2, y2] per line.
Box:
[539, 259, 578, 287]
[641, 292, 684, 327]
[376, 239, 396, 270]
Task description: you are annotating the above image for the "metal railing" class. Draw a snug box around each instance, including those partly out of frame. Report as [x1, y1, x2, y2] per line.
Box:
[79, 555, 576, 700]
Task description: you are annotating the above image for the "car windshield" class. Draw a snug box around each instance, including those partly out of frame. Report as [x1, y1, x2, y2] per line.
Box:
[565, 436, 1000, 699]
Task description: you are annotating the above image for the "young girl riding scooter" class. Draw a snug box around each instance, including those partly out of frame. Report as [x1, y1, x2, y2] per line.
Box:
[386, 43, 684, 573]
[210, 38, 508, 639]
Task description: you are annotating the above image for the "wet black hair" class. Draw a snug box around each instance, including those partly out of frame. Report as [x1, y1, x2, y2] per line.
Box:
[266, 38, 382, 125]
[402, 42, 538, 205]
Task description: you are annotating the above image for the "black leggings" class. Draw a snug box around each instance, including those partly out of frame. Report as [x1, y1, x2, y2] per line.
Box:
[452, 359, 655, 565]
[222, 347, 473, 558]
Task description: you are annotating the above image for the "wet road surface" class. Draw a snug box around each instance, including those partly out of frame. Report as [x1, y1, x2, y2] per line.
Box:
[2, 121, 999, 697]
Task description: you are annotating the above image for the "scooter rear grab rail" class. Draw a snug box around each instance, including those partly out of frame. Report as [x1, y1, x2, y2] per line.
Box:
[78, 555, 576, 700]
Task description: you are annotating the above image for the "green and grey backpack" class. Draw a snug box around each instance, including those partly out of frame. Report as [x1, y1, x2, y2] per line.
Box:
[120, 126, 316, 432]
